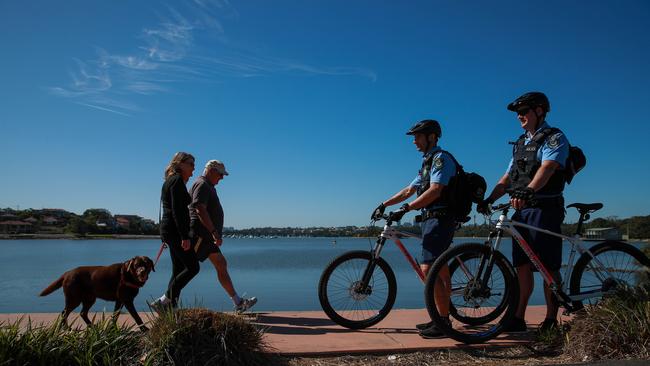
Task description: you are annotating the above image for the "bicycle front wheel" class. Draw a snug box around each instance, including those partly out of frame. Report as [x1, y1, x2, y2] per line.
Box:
[318, 250, 397, 329]
[570, 240, 650, 311]
[448, 246, 511, 326]
[424, 243, 519, 344]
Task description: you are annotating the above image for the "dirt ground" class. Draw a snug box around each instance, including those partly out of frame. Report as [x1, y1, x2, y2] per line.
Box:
[283, 344, 578, 366]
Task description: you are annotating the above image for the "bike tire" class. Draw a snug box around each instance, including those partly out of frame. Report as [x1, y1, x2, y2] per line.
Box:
[570, 240, 650, 311]
[318, 250, 397, 329]
[424, 243, 519, 344]
[447, 245, 511, 326]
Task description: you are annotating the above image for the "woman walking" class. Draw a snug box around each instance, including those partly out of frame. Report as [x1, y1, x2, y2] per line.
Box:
[151, 152, 199, 310]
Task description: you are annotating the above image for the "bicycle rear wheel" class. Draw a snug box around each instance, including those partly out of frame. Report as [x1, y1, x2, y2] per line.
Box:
[570, 240, 650, 311]
[448, 246, 511, 326]
[424, 243, 519, 344]
[318, 250, 397, 329]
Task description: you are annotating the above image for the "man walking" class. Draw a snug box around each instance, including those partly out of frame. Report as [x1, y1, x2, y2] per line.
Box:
[478, 92, 569, 333]
[372, 119, 460, 338]
[190, 160, 257, 313]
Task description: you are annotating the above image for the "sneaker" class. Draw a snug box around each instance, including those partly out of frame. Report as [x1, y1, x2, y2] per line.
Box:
[537, 318, 558, 333]
[416, 321, 435, 331]
[148, 298, 174, 314]
[418, 318, 451, 339]
[503, 317, 528, 333]
[235, 297, 257, 313]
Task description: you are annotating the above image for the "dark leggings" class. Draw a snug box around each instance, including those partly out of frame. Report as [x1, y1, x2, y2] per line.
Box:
[163, 235, 200, 305]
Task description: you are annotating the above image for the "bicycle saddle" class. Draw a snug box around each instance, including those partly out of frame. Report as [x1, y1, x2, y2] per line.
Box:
[566, 202, 603, 213]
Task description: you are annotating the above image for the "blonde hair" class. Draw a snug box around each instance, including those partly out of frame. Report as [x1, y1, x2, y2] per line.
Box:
[164, 152, 195, 179]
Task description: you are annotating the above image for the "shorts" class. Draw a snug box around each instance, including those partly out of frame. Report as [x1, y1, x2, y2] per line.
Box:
[190, 223, 221, 262]
[511, 203, 565, 271]
[420, 216, 456, 265]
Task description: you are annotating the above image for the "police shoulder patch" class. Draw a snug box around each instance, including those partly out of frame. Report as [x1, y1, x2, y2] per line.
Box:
[547, 133, 562, 148]
[433, 156, 444, 170]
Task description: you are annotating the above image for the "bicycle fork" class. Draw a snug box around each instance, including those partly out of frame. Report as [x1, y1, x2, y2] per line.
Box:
[356, 237, 387, 294]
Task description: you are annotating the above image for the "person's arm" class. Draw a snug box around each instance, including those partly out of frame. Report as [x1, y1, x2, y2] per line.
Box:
[407, 183, 443, 210]
[382, 186, 417, 207]
[170, 176, 191, 249]
[511, 160, 560, 209]
[486, 173, 510, 203]
[194, 203, 222, 245]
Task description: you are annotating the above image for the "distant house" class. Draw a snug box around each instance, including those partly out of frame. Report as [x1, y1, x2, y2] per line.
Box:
[42, 216, 59, 225]
[115, 217, 130, 229]
[24, 217, 39, 224]
[584, 227, 622, 241]
[0, 220, 34, 234]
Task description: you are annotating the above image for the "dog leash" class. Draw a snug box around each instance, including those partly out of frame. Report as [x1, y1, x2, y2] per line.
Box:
[154, 197, 167, 266]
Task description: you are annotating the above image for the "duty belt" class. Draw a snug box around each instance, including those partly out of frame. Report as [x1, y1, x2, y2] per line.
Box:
[526, 196, 564, 209]
[414, 209, 450, 223]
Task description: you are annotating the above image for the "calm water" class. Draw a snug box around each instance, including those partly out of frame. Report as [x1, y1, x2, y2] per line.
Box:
[0, 237, 641, 313]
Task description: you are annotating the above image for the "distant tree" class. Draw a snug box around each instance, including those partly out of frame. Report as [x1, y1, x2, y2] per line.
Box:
[65, 217, 89, 235]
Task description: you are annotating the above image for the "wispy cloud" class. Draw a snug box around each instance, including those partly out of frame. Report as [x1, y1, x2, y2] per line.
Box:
[50, 0, 376, 116]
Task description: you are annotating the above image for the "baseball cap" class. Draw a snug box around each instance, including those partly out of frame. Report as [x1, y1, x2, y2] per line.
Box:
[205, 160, 229, 175]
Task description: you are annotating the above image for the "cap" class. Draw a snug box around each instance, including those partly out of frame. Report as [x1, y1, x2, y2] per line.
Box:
[205, 160, 229, 176]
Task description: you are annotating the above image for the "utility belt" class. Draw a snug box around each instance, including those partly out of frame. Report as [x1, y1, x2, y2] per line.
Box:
[414, 209, 451, 223]
[526, 195, 564, 209]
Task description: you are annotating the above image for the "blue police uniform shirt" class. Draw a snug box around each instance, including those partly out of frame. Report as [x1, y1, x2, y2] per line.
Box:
[505, 121, 570, 175]
[410, 146, 456, 209]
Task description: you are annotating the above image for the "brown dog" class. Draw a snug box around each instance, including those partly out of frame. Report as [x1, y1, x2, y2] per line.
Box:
[40, 255, 155, 331]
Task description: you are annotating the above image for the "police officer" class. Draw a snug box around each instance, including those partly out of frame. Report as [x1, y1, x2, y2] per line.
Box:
[478, 92, 569, 333]
[371, 119, 459, 338]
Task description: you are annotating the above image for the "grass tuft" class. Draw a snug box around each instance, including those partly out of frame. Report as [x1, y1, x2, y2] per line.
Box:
[564, 285, 650, 361]
[143, 307, 273, 366]
[0, 315, 141, 366]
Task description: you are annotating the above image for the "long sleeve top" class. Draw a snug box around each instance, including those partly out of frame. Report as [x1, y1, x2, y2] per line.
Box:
[159, 174, 191, 240]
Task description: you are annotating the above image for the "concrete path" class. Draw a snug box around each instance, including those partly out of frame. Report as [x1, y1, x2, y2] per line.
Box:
[0, 306, 566, 356]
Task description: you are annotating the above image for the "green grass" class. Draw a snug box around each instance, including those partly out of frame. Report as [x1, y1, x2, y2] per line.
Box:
[0, 315, 141, 366]
[0, 308, 274, 366]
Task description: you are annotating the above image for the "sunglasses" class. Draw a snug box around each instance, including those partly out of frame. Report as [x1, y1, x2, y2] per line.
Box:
[516, 106, 531, 116]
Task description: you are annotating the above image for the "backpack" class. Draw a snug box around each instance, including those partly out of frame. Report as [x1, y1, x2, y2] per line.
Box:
[535, 128, 586, 184]
[441, 151, 487, 221]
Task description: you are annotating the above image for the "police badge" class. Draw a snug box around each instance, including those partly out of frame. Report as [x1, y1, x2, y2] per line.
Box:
[548, 133, 561, 148]
[433, 157, 444, 169]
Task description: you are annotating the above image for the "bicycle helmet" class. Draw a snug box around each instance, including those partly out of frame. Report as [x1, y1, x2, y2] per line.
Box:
[406, 119, 442, 138]
[507, 92, 550, 113]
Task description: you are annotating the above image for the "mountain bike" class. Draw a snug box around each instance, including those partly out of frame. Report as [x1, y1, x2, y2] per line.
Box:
[423, 199, 650, 344]
[318, 211, 501, 329]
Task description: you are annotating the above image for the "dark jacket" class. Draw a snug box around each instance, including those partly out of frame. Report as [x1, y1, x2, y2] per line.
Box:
[160, 174, 191, 240]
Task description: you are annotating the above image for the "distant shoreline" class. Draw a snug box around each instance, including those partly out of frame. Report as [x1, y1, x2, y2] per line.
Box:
[2, 234, 648, 242]
[0, 234, 160, 240]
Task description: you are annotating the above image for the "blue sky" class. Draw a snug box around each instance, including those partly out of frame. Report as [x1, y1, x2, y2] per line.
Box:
[1, 0, 649, 228]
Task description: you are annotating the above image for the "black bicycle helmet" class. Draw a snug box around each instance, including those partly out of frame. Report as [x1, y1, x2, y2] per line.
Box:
[406, 119, 442, 138]
[507, 92, 550, 113]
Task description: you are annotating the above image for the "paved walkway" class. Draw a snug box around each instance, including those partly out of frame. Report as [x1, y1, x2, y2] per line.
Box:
[0, 306, 567, 356]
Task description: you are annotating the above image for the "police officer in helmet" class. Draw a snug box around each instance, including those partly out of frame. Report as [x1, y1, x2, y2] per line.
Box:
[371, 119, 459, 338]
[478, 92, 570, 333]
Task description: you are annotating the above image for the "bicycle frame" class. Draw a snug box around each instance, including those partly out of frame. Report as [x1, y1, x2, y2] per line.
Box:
[376, 225, 427, 283]
[490, 210, 616, 305]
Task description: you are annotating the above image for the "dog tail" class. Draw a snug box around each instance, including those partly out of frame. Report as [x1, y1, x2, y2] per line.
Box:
[39, 276, 64, 296]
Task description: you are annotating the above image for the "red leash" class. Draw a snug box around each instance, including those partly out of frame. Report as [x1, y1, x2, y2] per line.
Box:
[154, 241, 167, 266]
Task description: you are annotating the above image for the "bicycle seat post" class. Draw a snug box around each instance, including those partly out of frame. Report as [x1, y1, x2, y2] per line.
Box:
[574, 211, 590, 237]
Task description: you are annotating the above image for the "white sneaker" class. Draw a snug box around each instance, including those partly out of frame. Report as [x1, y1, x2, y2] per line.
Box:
[234, 297, 257, 313]
[148, 298, 173, 313]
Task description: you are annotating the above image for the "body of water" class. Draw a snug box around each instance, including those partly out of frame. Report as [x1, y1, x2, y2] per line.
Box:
[0, 237, 643, 313]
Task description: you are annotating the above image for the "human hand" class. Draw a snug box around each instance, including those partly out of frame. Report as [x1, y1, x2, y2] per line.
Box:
[371, 203, 386, 220]
[181, 239, 191, 251]
[388, 203, 410, 222]
[477, 199, 492, 215]
[509, 187, 534, 210]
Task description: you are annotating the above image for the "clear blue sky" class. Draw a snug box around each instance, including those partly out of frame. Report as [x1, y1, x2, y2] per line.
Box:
[1, 0, 649, 228]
